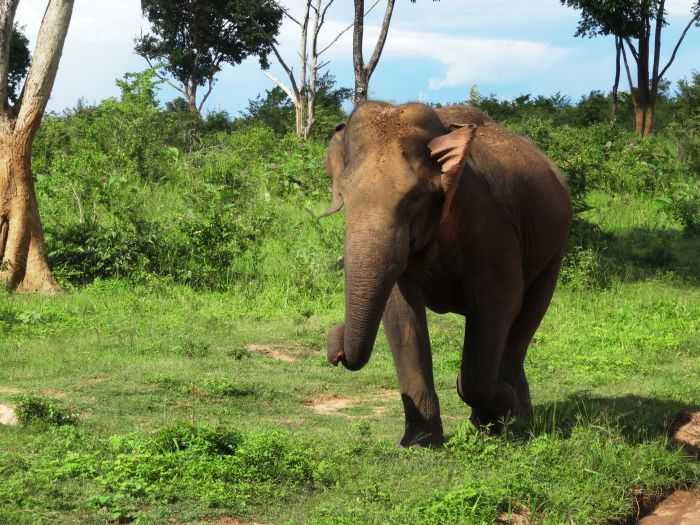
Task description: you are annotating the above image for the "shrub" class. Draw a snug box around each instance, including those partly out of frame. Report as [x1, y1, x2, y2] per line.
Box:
[13, 394, 78, 426]
[664, 180, 700, 232]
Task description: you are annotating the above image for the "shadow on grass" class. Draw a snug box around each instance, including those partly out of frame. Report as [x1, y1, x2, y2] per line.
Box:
[509, 393, 698, 444]
[569, 218, 700, 286]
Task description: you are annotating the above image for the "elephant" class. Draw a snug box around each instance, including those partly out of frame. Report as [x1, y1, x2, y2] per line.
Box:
[324, 101, 572, 447]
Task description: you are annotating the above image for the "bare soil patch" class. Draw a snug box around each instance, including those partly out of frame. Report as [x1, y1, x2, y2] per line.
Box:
[669, 411, 700, 458]
[0, 386, 22, 395]
[637, 490, 700, 524]
[304, 394, 355, 416]
[246, 343, 307, 362]
[0, 404, 18, 426]
[174, 518, 272, 525]
[303, 389, 402, 417]
[213, 519, 272, 525]
[497, 507, 535, 525]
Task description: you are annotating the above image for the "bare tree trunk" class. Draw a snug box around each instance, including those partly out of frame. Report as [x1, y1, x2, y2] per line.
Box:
[611, 36, 621, 122]
[0, 128, 55, 292]
[0, 0, 74, 293]
[303, 0, 321, 139]
[634, 13, 652, 136]
[353, 0, 396, 103]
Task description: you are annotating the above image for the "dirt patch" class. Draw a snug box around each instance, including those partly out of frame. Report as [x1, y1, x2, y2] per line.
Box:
[40, 389, 67, 399]
[246, 343, 306, 362]
[0, 404, 18, 426]
[213, 519, 272, 525]
[497, 507, 535, 525]
[174, 518, 272, 525]
[0, 386, 21, 395]
[304, 394, 355, 416]
[638, 490, 700, 524]
[87, 375, 107, 385]
[669, 411, 700, 458]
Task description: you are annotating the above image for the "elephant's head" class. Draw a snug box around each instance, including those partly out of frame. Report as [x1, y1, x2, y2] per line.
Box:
[325, 102, 477, 370]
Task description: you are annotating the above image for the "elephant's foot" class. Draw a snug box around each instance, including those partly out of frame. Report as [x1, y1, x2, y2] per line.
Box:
[398, 420, 444, 448]
[457, 372, 519, 432]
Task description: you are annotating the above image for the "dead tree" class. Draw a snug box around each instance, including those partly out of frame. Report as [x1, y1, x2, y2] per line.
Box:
[264, 0, 380, 138]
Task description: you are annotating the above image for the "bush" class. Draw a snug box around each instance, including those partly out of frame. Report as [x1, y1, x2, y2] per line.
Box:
[664, 180, 700, 232]
[13, 394, 78, 426]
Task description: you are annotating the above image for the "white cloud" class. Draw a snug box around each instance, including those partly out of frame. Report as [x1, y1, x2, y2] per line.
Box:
[377, 29, 571, 90]
[666, 0, 699, 16]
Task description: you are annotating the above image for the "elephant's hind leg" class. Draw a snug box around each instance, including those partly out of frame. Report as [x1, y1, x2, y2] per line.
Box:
[383, 276, 443, 448]
[458, 261, 525, 429]
[500, 251, 566, 415]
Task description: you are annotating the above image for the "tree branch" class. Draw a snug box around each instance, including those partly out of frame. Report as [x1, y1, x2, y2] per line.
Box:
[352, 1, 365, 73]
[269, 43, 301, 100]
[197, 77, 215, 113]
[650, 0, 665, 99]
[16, 0, 74, 137]
[658, 12, 699, 81]
[318, 0, 379, 56]
[143, 56, 189, 98]
[271, 0, 303, 27]
[365, 0, 396, 77]
[624, 37, 639, 63]
[620, 40, 637, 110]
[0, 0, 20, 111]
[262, 70, 295, 100]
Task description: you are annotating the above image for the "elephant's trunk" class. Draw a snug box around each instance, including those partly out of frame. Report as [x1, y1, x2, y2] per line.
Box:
[328, 222, 407, 371]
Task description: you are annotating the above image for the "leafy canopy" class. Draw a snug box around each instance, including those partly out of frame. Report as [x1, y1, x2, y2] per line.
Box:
[561, 0, 700, 39]
[135, 0, 283, 89]
[8, 25, 31, 104]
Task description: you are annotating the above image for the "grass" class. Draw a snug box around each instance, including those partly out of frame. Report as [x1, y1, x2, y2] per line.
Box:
[1, 193, 699, 524]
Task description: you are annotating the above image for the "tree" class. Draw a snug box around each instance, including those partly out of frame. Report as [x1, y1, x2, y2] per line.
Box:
[135, 0, 283, 119]
[0, 0, 74, 292]
[263, 0, 358, 139]
[562, 0, 700, 135]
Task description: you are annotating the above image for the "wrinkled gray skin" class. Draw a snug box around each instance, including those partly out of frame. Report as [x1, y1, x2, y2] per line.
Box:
[325, 102, 572, 447]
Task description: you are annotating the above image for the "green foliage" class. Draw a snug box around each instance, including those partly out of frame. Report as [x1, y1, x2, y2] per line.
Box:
[665, 180, 700, 232]
[0, 424, 332, 522]
[506, 118, 682, 198]
[560, 0, 667, 39]
[244, 72, 352, 139]
[135, 0, 283, 114]
[7, 24, 30, 104]
[13, 394, 78, 426]
[670, 71, 700, 172]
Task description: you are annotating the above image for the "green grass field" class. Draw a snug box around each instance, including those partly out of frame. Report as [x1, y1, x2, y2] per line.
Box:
[1, 191, 699, 525]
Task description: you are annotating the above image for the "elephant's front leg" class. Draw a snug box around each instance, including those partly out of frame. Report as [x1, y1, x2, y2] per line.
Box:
[383, 276, 443, 448]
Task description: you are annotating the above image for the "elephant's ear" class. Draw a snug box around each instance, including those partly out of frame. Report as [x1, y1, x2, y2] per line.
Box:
[323, 123, 346, 216]
[427, 123, 477, 221]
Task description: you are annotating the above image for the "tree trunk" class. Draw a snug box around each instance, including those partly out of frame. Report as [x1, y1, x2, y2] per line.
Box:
[635, 103, 654, 136]
[352, 0, 396, 103]
[0, 129, 57, 293]
[294, 94, 305, 136]
[611, 37, 621, 122]
[352, 0, 367, 103]
[0, 0, 74, 292]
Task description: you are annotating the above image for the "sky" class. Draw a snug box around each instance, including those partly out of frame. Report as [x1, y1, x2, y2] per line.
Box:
[13, 0, 700, 116]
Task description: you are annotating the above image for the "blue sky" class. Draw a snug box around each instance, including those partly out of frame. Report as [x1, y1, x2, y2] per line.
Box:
[14, 0, 700, 116]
